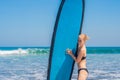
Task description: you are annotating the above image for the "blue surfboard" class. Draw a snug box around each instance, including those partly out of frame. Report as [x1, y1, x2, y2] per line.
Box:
[47, 0, 85, 80]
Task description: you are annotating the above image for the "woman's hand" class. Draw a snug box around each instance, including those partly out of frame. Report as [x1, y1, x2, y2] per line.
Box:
[66, 48, 77, 62]
[66, 48, 72, 55]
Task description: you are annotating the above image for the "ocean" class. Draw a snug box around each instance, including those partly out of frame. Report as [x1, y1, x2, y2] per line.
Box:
[0, 47, 120, 80]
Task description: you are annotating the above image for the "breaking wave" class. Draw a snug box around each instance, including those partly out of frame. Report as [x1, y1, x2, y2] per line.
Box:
[0, 48, 50, 55]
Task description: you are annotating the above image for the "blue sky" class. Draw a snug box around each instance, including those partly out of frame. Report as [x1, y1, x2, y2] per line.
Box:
[83, 0, 120, 47]
[0, 0, 120, 47]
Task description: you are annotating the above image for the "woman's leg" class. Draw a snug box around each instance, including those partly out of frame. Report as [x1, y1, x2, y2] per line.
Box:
[78, 70, 88, 80]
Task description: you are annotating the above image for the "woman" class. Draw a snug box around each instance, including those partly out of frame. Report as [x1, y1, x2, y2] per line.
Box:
[66, 34, 89, 80]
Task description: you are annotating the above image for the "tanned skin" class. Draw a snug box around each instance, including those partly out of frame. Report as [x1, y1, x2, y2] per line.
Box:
[66, 34, 89, 80]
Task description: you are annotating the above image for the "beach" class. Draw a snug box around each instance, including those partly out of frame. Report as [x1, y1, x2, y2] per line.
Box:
[0, 47, 120, 80]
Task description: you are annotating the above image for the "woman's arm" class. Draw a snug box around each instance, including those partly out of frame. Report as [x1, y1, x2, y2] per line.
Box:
[76, 50, 83, 63]
[68, 52, 77, 62]
[66, 49, 83, 63]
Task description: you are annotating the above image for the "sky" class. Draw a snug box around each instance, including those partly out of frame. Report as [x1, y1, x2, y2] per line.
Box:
[0, 0, 120, 47]
[82, 0, 120, 47]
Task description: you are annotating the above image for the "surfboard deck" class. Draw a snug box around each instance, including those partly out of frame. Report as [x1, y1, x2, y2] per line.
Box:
[47, 0, 84, 80]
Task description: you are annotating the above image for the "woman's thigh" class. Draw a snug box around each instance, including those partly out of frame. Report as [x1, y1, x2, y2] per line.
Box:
[78, 70, 88, 80]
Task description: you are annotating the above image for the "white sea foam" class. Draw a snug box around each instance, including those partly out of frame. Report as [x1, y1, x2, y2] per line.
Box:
[0, 48, 49, 55]
[0, 48, 28, 55]
[93, 70, 108, 74]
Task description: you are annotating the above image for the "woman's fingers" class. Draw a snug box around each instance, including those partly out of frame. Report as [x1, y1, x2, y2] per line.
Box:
[66, 48, 70, 53]
[66, 48, 72, 54]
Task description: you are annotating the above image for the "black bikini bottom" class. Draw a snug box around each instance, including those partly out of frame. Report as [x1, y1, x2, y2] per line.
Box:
[78, 68, 89, 74]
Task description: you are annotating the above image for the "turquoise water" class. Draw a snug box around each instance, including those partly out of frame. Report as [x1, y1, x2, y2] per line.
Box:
[0, 47, 120, 80]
